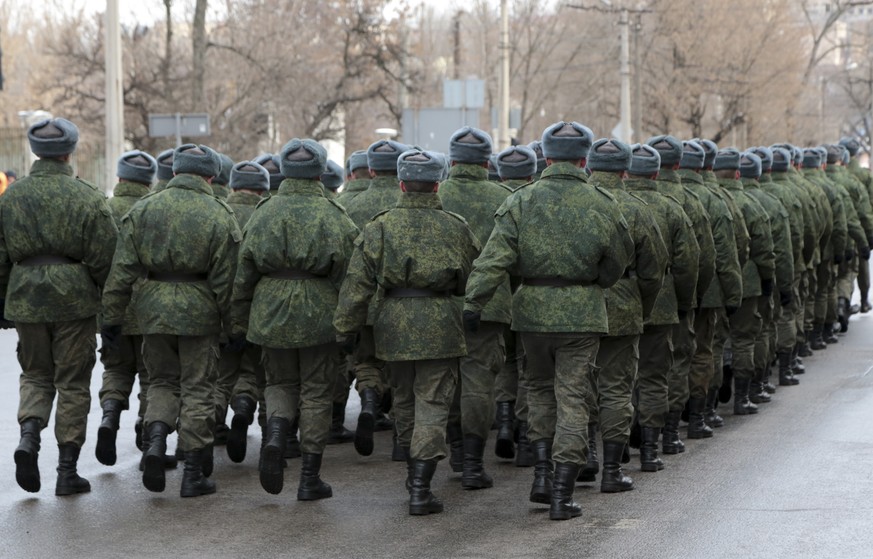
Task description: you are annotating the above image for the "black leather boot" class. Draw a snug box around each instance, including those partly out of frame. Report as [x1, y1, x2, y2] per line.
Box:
[55, 444, 90, 496]
[14, 418, 41, 493]
[662, 410, 685, 454]
[549, 463, 582, 520]
[792, 348, 805, 375]
[733, 378, 759, 415]
[838, 297, 850, 333]
[214, 420, 229, 446]
[494, 401, 516, 459]
[703, 389, 725, 428]
[798, 336, 813, 357]
[327, 402, 354, 445]
[142, 421, 171, 492]
[514, 421, 534, 467]
[227, 395, 256, 463]
[298, 453, 333, 501]
[529, 439, 553, 504]
[640, 427, 664, 472]
[578, 424, 599, 482]
[284, 416, 301, 459]
[180, 450, 216, 498]
[823, 322, 839, 344]
[409, 460, 443, 515]
[749, 369, 772, 404]
[687, 397, 713, 439]
[260, 417, 289, 495]
[600, 440, 634, 493]
[139, 434, 179, 471]
[96, 399, 124, 466]
[778, 351, 799, 386]
[461, 435, 493, 489]
[355, 388, 379, 456]
[375, 389, 394, 431]
[446, 421, 464, 473]
[401, 447, 413, 493]
[810, 324, 827, 350]
[391, 433, 406, 461]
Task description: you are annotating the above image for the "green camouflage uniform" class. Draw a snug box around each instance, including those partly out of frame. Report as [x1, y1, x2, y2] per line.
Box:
[848, 158, 873, 300]
[588, 171, 666, 442]
[465, 162, 634, 466]
[0, 159, 117, 447]
[211, 183, 231, 200]
[804, 167, 847, 328]
[102, 173, 241, 452]
[793, 168, 832, 335]
[830, 166, 872, 302]
[334, 192, 480, 462]
[232, 179, 357, 454]
[625, 177, 699, 428]
[335, 177, 370, 208]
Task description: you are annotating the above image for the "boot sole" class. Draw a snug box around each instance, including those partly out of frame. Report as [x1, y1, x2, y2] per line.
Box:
[297, 487, 333, 501]
[354, 411, 375, 457]
[56, 480, 91, 496]
[14, 449, 40, 493]
[461, 477, 493, 490]
[640, 463, 661, 472]
[600, 483, 634, 493]
[687, 431, 713, 439]
[226, 415, 249, 463]
[495, 435, 515, 460]
[662, 447, 684, 455]
[142, 454, 166, 492]
[95, 426, 117, 466]
[180, 482, 216, 498]
[529, 491, 551, 504]
[549, 508, 582, 520]
[260, 446, 284, 494]
[409, 504, 443, 515]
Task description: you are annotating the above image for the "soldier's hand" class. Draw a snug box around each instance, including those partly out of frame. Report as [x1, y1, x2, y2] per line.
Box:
[100, 324, 122, 351]
[725, 305, 739, 317]
[779, 291, 792, 307]
[760, 278, 774, 297]
[222, 336, 248, 353]
[846, 249, 855, 262]
[463, 310, 481, 333]
[0, 299, 13, 329]
[862, 246, 871, 261]
[337, 333, 358, 356]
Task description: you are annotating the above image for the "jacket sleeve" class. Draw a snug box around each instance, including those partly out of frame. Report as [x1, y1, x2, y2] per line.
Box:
[209, 214, 241, 337]
[711, 207, 743, 309]
[686, 194, 716, 301]
[83, 195, 119, 288]
[770, 210, 795, 294]
[464, 202, 519, 313]
[595, 207, 635, 289]
[747, 203, 775, 282]
[334, 224, 380, 335]
[231, 234, 259, 339]
[102, 216, 145, 327]
[635, 212, 667, 320]
[671, 211, 700, 312]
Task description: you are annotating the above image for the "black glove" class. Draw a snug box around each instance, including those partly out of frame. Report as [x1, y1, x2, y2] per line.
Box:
[222, 336, 247, 353]
[100, 324, 122, 352]
[725, 305, 739, 317]
[0, 299, 13, 329]
[760, 278, 774, 297]
[779, 291, 792, 307]
[337, 333, 357, 356]
[862, 246, 871, 261]
[463, 310, 481, 333]
[846, 248, 855, 262]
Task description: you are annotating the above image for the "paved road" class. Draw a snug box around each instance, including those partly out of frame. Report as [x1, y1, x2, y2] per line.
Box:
[2, 310, 873, 559]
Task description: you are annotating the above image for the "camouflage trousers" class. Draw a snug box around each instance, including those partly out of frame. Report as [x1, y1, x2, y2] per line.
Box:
[729, 297, 763, 381]
[796, 271, 810, 346]
[755, 295, 776, 374]
[667, 311, 696, 411]
[262, 343, 339, 455]
[814, 261, 834, 324]
[835, 255, 859, 300]
[353, 326, 387, 397]
[99, 333, 148, 414]
[589, 334, 638, 443]
[710, 310, 730, 390]
[636, 324, 672, 428]
[17, 317, 97, 447]
[521, 332, 598, 466]
[688, 308, 716, 400]
[142, 334, 218, 452]
[390, 358, 458, 461]
[332, 356, 355, 406]
[804, 266, 817, 332]
[858, 257, 870, 300]
[777, 278, 801, 353]
[494, 328, 528, 421]
[456, 321, 506, 439]
[215, 343, 265, 423]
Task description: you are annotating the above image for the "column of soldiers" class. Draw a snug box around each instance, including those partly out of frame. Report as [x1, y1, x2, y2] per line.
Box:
[3, 116, 872, 520]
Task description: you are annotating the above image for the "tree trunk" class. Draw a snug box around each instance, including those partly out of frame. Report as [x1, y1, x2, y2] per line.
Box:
[192, 0, 208, 109]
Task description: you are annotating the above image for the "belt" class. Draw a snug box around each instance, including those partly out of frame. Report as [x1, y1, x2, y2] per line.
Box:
[147, 271, 208, 282]
[384, 287, 451, 298]
[18, 255, 79, 266]
[521, 277, 590, 287]
[266, 268, 323, 280]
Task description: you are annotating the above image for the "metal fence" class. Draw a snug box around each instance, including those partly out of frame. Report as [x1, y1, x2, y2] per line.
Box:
[0, 127, 107, 192]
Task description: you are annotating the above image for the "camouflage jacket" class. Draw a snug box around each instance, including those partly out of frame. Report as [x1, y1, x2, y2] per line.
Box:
[653, 169, 716, 306]
[344, 174, 401, 229]
[438, 164, 513, 324]
[153, 179, 170, 193]
[791, 168, 831, 267]
[717, 177, 775, 298]
[334, 192, 480, 361]
[102, 173, 241, 336]
[848, 158, 873, 204]
[804, 168, 847, 261]
[211, 183, 231, 200]
[108, 180, 152, 334]
[742, 178, 795, 295]
[502, 178, 532, 191]
[679, 169, 742, 309]
[335, 178, 370, 208]
[464, 162, 634, 334]
[829, 166, 872, 246]
[227, 190, 263, 230]
[765, 173, 812, 271]
[625, 177, 699, 325]
[232, 179, 358, 349]
[0, 159, 117, 322]
[702, 169, 750, 268]
[590, 171, 666, 335]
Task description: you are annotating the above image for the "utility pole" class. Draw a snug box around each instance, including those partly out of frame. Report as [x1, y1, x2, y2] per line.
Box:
[105, 0, 124, 194]
[618, 8, 632, 143]
[632, 12, 643, 143]
[497, 0, 511, 150]
[453, 11, 462, 80]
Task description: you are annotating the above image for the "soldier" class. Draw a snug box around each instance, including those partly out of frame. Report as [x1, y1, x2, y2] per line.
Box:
[493, 145, 539, 467]
[438, 126, 512, 489]
[678, 140, 742, 439]
[2, 118, 117, 495]
[211, 153, 234, 200]
[646, 135, 715, 454]
[102, 144, 241, 498]
[625, 145, 698, 473]
[527, 140, 547, 180]
[334, 148, 480, 516]
[335, 150, 370, 207]
[321, 160, 344, 198]
[586, 139, 666, 492]
[465, 121, 634, 521]
[255, 154, 284, 194]
[841, 137, 873, 312]
[711, 148, 775, 415]
[341, 139, 409, 458]
[216, 162, 271, 464]
[96, 150, 173, 468]
[232, 139, 357, 499]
